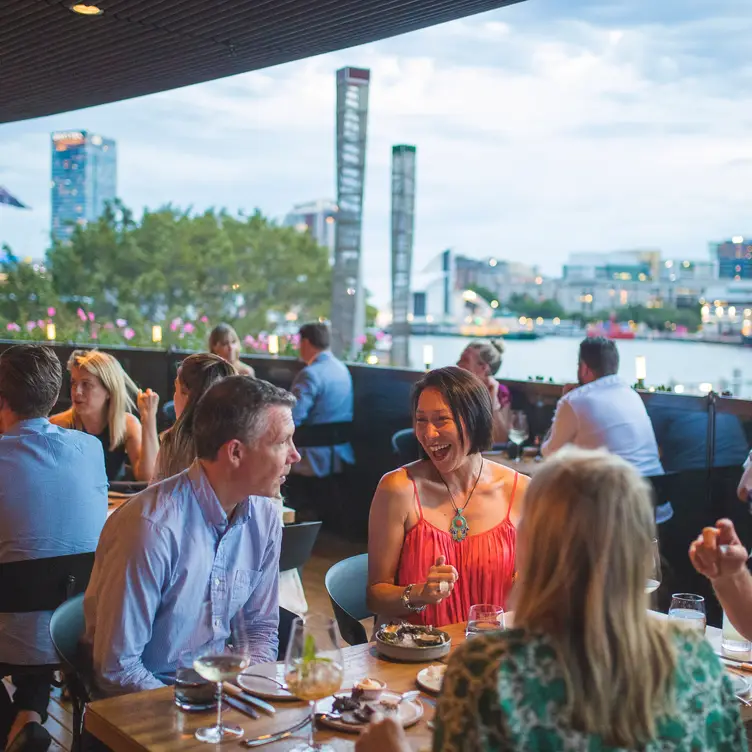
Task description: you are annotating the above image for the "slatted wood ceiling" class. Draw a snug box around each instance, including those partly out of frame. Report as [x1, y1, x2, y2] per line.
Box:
[1, 0, 524, 123]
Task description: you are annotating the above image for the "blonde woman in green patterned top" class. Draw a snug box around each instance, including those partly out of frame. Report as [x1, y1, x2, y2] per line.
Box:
[356, 447, 745, 752]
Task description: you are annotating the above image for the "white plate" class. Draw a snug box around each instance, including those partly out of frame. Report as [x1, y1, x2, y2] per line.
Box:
[237, 670, 296, 701]
[317, 691, 423, 734]
[416, 664, 447, 694]
[728, 672, 751, 697]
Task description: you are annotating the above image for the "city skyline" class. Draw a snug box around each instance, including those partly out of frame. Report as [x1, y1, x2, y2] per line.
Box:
[1, 0, 751, 306]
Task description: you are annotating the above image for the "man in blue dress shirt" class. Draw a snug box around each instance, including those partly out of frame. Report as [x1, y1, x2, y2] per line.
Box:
[0, 344, 107, 751]
[83, 376, 300, 697]
[289, 322, 355, 478]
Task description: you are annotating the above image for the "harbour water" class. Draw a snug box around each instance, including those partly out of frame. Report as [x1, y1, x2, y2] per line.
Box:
[409, 335, 752, 399]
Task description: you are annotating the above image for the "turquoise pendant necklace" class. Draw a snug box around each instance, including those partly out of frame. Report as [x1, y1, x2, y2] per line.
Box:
[440, 459, 484, 543]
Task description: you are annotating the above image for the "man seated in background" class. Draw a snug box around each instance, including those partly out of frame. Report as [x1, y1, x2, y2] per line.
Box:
[83, 376, 300, 697]
[542, 337, 663, 477]
[288, 322, 355, 480]
[0, 345, 107, 751]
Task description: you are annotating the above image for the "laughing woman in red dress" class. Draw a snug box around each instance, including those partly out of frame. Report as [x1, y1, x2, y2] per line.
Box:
[367, 367, 528, 628]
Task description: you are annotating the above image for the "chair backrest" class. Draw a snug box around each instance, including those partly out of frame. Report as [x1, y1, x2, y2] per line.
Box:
[279, 521, 322, 573]
[325, 554, 372, 646]
[294, 421, 354, 448]
[49, 593, 86, 672]
[391, 428, 420, 465]
[0, 552, 95, 613]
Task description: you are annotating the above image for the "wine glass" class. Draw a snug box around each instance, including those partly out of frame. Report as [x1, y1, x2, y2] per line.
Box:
[668, 593, 706, 634]
[284, 615, 344, 752]
[508, 411, 529, 462]
[192, 644, 250, 743]
[646, 538, 662, 595]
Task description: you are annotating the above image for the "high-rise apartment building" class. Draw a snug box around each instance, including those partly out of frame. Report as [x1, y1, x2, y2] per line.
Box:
[710, 238, 752, 280]
[51, 130, 117, 241]
[283, 199, 337, 257]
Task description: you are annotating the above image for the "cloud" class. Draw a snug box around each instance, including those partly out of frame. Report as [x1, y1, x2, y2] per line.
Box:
[2, 0, 752, 305]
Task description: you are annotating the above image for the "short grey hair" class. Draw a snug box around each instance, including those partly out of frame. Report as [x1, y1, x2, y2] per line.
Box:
[193, 376, 296, 460]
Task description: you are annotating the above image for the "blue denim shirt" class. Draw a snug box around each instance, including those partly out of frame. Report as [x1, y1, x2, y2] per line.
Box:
[291, 351, 355, 477]
[0, 418, 107, 664]
[83, 461, 281, 697]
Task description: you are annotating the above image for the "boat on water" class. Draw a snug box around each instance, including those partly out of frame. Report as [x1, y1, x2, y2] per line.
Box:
[587, 316, 635, 340]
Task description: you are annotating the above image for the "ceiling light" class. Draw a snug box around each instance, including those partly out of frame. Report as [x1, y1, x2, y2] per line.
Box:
[70, 3, 104, 15]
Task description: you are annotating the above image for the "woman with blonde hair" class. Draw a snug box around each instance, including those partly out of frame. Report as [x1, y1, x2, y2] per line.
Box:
[150, 353, 235, 482]
[208, 323, 254, 377]
[50, 350, 159, 482]
[457, 339, 510, 444]
[358, 447, 744, 751]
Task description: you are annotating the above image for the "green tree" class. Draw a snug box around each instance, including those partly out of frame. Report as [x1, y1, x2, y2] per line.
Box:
[0, 247, 59, 323]
[506, 293, 566, 320]
[45, 202, 332, 331]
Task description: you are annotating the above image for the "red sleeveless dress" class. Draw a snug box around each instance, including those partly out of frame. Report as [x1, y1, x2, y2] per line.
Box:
[395, 472, 518, 627]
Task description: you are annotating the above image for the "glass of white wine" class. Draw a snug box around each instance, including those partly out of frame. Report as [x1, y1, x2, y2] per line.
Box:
[645, 538, 662, 596]
[508, 411, 529, 463]
[284, 614, 344, 752]
[192, 645, 250, 743]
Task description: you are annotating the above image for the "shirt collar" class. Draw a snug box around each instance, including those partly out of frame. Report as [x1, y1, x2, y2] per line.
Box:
[1, 417, 50, 437]
[187, 460, 251, 531]
[571, 373, 624, 397]
[311, 350, 332, 365]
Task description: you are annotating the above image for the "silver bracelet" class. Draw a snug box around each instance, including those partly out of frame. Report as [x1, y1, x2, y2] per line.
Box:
[401, 584, 427, 613]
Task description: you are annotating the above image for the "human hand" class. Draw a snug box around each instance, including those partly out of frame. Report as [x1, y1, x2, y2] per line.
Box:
[416, 556, 458, 605]
[486, 380, 501, 411]
[137, 388, 159, 424]
[561, 383, 579, 396]
[355, 716, 410, 752]
[689, 519, 749, 582]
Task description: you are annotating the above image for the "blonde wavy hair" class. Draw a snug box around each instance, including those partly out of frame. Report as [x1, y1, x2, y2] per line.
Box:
[514, 447, 676, 747]
[67, 349, 138, 451]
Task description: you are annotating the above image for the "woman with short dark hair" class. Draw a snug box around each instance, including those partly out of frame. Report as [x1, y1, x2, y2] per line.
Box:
[367, 366, 528, 628]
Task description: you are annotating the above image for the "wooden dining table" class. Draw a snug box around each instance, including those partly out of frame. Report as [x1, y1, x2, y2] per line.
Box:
[107, 493, 297, 524]
[84, 616, 752, 751]
[482, 450, 543, 477]
[85, 624, 466, 751]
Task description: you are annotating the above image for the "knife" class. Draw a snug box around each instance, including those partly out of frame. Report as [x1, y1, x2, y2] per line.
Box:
[224, 694, 260, 720]
[240, 715, 310, 747]
[223, 682, 277, 715]
[719, 656, 752, 673]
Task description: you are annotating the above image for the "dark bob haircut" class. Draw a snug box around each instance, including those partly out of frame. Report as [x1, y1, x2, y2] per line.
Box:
[411, 366, 493, 455]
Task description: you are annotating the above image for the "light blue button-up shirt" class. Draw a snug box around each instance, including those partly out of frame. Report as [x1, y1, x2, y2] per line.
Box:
[83, 460, 281, 697]
[0, 418, 108, 665]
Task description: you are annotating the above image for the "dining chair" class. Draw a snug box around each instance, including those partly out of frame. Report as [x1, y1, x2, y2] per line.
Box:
[325, 554, 373, 646]
[49, 594, 90, 752]
[279, 521, 323, 574]
[391, 428, 421, 465]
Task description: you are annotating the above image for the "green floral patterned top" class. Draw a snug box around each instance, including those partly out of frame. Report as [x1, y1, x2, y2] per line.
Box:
[433, 628, 746, 751]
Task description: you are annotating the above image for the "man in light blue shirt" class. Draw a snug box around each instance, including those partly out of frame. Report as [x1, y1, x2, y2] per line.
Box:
[0, 344, 107, 751]
[84, 376, 300, 697]
[289, 322, 355, 478]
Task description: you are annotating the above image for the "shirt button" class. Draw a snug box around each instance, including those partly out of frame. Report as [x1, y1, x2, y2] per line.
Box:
[214, 578, 220, 586]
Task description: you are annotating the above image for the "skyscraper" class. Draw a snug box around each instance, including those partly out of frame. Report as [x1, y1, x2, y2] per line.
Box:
[710, 238, 752, 280]
[51, 130, 117, 241]
[283, 199, 338, 258]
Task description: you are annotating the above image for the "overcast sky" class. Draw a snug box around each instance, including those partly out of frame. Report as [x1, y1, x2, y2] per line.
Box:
[1, 0, 751, 306]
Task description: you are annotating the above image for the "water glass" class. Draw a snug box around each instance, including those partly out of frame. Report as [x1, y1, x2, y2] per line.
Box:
[645, 538, 662, 595]
[668, 593, 706, 634]
[466, 604, 505, 640]
[722, 611, 752, 653]
[508, 411, 529, 463]
[173, 649, 215, 712]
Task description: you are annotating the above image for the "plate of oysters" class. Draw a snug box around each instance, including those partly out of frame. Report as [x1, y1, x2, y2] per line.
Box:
[375, 622, 451, 662]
